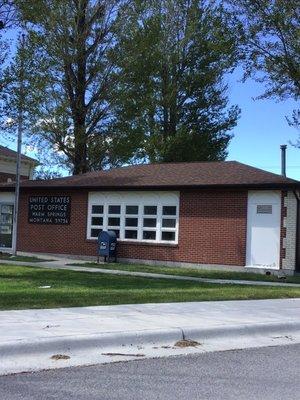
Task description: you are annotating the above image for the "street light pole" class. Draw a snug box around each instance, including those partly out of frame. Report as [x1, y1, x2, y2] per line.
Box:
[12, 33, 26, 256]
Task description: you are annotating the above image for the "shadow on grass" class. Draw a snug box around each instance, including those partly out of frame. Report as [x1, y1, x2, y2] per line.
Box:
[68, 262, 300, 284]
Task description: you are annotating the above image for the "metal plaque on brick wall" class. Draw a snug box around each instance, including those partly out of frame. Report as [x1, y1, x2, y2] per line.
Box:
[28, 196, 71, 225]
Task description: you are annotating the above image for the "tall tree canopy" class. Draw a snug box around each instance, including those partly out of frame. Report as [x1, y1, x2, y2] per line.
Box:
[0, 1, 16, 93]
[3, 0, 240, 173]
[110, 0, 240, 163]
[227, 0, 300, 128]
[4, 0, 125, 174]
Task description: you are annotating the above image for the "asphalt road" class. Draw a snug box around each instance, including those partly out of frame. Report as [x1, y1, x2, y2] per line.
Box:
[0, 344, 299, 400]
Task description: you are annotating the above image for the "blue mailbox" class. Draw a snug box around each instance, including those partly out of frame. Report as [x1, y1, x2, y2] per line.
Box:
[98, 230, 117, 262]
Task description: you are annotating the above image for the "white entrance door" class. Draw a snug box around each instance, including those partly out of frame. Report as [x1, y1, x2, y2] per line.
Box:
[246, 191, 281, 269]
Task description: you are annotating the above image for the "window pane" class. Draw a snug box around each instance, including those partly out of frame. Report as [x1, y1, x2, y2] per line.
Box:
[1, 205, 13, 214]
[125, 230, 138, 239]
[0, 225, 12, 234]
[108, 217, 120, 226]
[163, 206, 176, 216]
[144, 206, 157, 215]
[109, 229, 119, 238]
[109, 205, 120, 214]
[125, 217, 138, 227]
[257, 205, 272, 214]
[0, 205, 13, 248]
[0, 233, 12, 248]
[126, 205, 138, 214]
[91, 228, 102, 238]
[143, 218, 156, 227]
[91, 217, 103, 226]
[162, 218, 176, 228]
[92, 205, 103, 214]
[143, 231, 156, 240]
[162, 231, 175, 241]
[0, 214, 12, 224]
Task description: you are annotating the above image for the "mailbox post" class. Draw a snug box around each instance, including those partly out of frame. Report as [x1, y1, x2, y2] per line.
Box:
[97, 231, 117, 263]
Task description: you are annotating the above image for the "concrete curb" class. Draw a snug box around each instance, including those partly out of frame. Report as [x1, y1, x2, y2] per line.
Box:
[2, 321, 300, 359]
[0, 328, 182, 357]
[184, 321, 300, 340]
[0, 259, 299, 287]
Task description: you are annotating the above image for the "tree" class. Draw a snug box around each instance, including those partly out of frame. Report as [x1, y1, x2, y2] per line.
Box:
[5, 0, 127, 175]
[33, 167, 62, 180]
[110, 0, 240, 163]
[227, 0, 300, 127]
[0, 1, 15, 25]
[0, 1, 17, 94]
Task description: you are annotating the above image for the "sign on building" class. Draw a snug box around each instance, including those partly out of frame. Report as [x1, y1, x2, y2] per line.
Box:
[28, 196, 71, 225]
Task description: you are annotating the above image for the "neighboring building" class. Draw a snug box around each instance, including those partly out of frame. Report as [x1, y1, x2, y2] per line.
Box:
[0, 161, 299, 274]
[0, 145, 37, 183]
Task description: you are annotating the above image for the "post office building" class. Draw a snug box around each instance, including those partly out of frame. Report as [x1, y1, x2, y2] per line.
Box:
[0, 161, 299, 274]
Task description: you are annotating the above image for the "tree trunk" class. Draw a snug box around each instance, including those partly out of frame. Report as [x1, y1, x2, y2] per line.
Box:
[73, 118, 88, 175]
[72, 0, 88, 175]
[169, 89, 177, 136]
[169, 65, 178, 136]
[161, 63, 169, 141]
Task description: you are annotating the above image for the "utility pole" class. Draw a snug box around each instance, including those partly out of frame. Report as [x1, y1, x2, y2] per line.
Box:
[12, 33, 26, 256]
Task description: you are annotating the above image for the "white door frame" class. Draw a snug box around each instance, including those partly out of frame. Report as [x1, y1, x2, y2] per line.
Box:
[246, 190, 281, 269]
[0, 193, 15, 252]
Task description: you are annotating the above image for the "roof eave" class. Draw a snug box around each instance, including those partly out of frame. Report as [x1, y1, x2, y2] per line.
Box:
[0, 155, 38, 166]
[1, 182, 299, 191]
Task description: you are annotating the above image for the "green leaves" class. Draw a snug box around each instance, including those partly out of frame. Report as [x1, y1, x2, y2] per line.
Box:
[228, 0, 300, 101]
[110, 0, 240, 163]
[226, 0, 300, 134]
[4, 0, 124, 174]
[2, 0, 241, 172]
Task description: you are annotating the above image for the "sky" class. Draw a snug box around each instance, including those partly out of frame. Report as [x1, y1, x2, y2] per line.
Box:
[0, 40, 299, 180]
[226, 69, 299, 180]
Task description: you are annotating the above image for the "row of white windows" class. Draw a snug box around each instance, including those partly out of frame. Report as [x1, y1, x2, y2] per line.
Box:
[88, 203, 178, 243]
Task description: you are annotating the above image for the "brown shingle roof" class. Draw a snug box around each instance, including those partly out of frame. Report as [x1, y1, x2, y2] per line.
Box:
[0, 161, 298, 190]
[0, 145, 37, 164]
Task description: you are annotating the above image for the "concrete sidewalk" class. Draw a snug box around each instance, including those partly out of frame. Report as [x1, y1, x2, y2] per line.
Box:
[0, 257, 299, 287]
[1, 299, 300, 375]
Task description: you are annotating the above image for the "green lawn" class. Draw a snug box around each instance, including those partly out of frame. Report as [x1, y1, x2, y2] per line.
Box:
[69, 262, 300, 284]
[0, 265, 299, 310]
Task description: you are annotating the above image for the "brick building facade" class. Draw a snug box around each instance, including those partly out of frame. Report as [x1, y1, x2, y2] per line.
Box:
[16, 188, 248, 266]
[0, 161, 299, 273]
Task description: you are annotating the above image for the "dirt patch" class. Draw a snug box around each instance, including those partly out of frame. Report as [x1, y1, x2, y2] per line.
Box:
[174, 339, 201, 348]
[102, 353, 145, 357]
[51, 354, 70, 360]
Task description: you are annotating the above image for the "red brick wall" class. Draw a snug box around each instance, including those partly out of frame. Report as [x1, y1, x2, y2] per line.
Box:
[0, 172, 28, 183]
[17, 189, 248, 266]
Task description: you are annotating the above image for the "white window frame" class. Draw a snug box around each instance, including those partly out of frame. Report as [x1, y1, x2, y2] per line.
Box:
[0, 203, 14, 250]
[87, 191, 179, 244]
[124, 205, 139, 240]
[89, 205, 104, 239]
